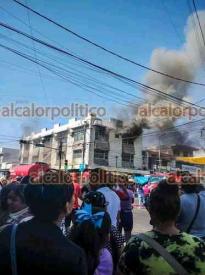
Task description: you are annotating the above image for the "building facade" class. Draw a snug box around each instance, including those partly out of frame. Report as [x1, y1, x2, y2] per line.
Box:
[0, 147, 19, 176]
[20, 114, 143, 171]
[143, 144, 198, 171]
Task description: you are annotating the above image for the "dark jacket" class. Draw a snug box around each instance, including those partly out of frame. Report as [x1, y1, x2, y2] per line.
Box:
[0, 218, 87, 275]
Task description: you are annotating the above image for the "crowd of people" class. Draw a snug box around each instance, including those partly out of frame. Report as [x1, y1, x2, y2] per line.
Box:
[0, 171, 205, 274]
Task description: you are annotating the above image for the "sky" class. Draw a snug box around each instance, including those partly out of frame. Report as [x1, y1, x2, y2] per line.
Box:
[0, 0, 205, 148]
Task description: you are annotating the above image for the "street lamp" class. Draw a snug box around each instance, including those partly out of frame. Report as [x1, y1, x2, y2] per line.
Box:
[158, 135, 161, 172]
[158, 133, 167, 172]
[82, 121, 88, 167]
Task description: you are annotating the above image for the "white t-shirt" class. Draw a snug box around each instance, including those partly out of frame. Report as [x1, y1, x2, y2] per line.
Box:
[98, 187, 120, 227]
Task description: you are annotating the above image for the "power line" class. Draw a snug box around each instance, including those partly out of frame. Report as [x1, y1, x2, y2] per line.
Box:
[186, 0, 205, 56]
[0, 43, 141, 108]
[0, 4, 82, 60]
[11, 0, 205, 87]
[121, 118, 205, 140]
[25, 0, 48, 105]
[0, 36, 195, 109]
[0, 22, 192, 107]
[192, 0, 205, 48]
[0, 28, 179, 107]
[0, 21, 204, 109]
[0, 30, 145, 104]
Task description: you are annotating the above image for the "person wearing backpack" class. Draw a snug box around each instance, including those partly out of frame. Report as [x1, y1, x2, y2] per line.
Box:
[117, 180, 205, 275]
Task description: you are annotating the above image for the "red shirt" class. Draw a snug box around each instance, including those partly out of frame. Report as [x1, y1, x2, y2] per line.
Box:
[73, 182, 81, 209]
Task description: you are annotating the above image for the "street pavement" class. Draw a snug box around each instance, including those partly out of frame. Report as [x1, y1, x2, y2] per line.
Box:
[132, 207, 152, 234]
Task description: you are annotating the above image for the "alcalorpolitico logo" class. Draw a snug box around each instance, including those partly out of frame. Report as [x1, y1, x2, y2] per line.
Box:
[0, 103, 106, 120]
[136, 103, 205, 120]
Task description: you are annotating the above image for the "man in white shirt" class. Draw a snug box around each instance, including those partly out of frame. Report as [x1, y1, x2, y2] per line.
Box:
[98, 185, 120, 227]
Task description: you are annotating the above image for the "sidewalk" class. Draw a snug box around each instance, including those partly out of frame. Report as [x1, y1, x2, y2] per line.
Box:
[132, 207, 152, 234]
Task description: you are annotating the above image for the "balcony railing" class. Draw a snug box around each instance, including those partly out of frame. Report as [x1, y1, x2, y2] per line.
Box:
[122, 144, 135, 154]
[94, 141, 109, 151]
[94, 158, 108, 166]
[72, 142, 83, 150]
[122, 161, 134, 168]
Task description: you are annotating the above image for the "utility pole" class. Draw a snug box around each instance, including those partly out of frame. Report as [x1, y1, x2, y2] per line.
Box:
[58, 139, 63, 170]
[115, 156, 118, 168]
[80, 122, 87, 185]
[146, 150, 149, 170]
[158, 135, 161, 172]
[82, 122, 87, 166]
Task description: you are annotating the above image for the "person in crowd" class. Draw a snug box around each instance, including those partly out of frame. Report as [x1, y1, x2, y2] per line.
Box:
[117, 180, 205, 275]
[177, 183, 205, 239]
[81, 183, 91, 200]
[0, 175, 87, 275]
[98, 184, 120, 227]
[0, 177, 7, 191]
[136, 185, 145, 207]
[143, 184, 150, 209]
[80, 191, 124, 270]
[116, 184, 134, 242]
[0, 183, 32, 231]
[69, 202, 113, 275]
[64, 172, 82, 228]
[72, 173, 82, 210]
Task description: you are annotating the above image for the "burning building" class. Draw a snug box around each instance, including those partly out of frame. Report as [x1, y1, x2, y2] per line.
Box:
[20, 114, 143, 172]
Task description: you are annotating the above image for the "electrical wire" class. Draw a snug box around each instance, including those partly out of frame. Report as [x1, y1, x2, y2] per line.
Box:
[0, 32, 145, 103]
[192, 0, 205, 48]
[11, 0, 205, 87]
[25, 0, 48, 104]
[0, 43, 141, 108]
[0, 21, 204, 109]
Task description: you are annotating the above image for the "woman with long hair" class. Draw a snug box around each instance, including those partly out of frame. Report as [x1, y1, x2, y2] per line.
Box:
[69, 201, 113, 275]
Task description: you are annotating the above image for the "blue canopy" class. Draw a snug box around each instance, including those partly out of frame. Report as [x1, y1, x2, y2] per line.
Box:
[133, 175, 149, 185]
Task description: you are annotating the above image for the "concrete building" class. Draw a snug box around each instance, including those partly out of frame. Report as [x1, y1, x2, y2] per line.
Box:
[0, 147, 19, 176]
[143, 144, 197, 171]
[20, 114, 143, 171]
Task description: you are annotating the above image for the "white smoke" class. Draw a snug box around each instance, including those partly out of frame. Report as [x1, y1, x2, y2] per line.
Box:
[137, 11, 205, 129]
